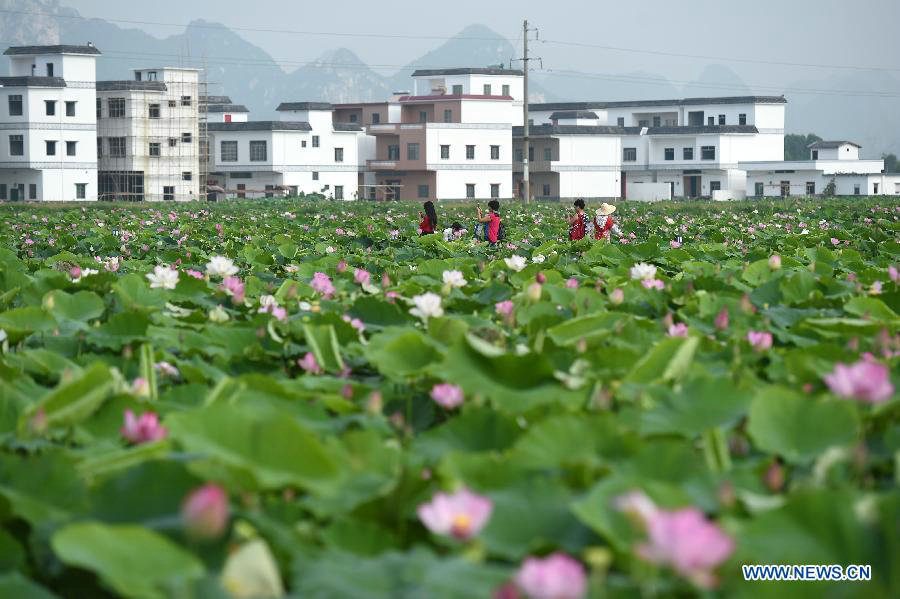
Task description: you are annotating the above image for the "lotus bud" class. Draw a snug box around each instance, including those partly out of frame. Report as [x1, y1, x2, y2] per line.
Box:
[527, 282, 543, 302]
[181, 484, 229, 540]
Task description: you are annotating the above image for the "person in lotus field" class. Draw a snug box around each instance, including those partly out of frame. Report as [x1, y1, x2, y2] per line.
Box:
[443, 222, 466, 242]
[567, 199, 590, 240]
[418, 201, 438, 236]
[594, 202, 623, 240]
[475, 200, 503, 244]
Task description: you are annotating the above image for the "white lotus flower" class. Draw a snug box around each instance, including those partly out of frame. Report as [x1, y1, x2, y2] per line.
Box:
[504, 255, 527, 272]
[72, 268, 99, 283]
[325, 246, 336, 254]
[410, 292, 444, 320]
[531, 254, 545, 264]
[205, 255, 238, 278]
[442, 270, 467, 288]
[258, 295, 278, 308]
[146, 265, 179, 290]
[630, 263, 657, 281]
[285, 264, 299, 273]
[664, 217, 676, 225]
[209, 305, 230, 322]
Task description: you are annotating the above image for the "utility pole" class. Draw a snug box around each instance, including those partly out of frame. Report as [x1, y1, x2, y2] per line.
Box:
[515, 20, 540, 203]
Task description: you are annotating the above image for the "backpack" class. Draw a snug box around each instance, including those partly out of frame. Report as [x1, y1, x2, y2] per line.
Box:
[497, 221, 506, 242]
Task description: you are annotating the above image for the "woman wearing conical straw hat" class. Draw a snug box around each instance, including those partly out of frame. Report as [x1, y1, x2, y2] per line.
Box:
[593, 203, 623, 241]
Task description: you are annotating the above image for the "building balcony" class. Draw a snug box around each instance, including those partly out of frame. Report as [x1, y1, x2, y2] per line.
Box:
[367, 159, 399, 169]
[367, 123, 425, 135]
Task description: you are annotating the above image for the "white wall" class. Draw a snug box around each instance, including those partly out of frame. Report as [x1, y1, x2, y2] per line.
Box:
[424, 124, 511, 168]
[557, 170, 620, 199]
[434, 169, 511, 200]
[459, 99, 515, 125]
[627, 182, 671, 201]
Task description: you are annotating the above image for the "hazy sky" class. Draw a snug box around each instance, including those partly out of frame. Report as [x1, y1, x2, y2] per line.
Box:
[65, 0, 900, 91]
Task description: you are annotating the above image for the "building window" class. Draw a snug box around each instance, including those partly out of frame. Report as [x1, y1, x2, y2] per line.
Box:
[301, 140, 307, 148]
[181, 95, 192, 107]
[334, 147, 344, 162]
[812, 150, 818, 160]
[707, 116, 715, 126]
[653, 116, 661, 127]
[29, 184, 37, 200]
[108, 98, 126, 118]
[718, 114, 726, 125]
[312, 135, 320, 147]
[683, 147, 693, 160]
[515, 148, 523, 162]
[163, 186, 175, 201]
[543, 147, 551, 161]
[97, 137, 102, 158]
[312, 172, 319, 180]
[65, 101, 76, 117]
[466, 183, 475, 198]
[440, 144, 449, 159]
[372, 113, 380, 124]
[95, 98, 101, 118]
[8, 95, 23, 116]
[623, 147, 637, 162]
[483, 84, 492, 95]
[168, 100, 176, 108]
[407, 143, 419, 160]
[780, 181, 791, 197]
[349, 114, 358, 123]
[108, 137, 126, 157]
[335, 185, 344, 200]
[46, 140, 56, 156]
[45, 100, 56, 116]
[236, 183, 246, 199]
[739, 113, 747, 125]
[542, 183, 551, 196]
[452, 84, 463, 95]
[491, 145, 500, 160]
[874, 182, 879, 194]
[755, 182, 764, 196]
[181, 133, 192, 143]
[149, 142, 161, 157]
[418, 111, 427, 123]
[466, 145, 475, 159]
[76, 183, 86, 199]
[147, 71, 157, 81]
[804, 181, 815, 195]
[502, 84, 510, 96]
[183, 171, 192, 181]
[853, 184, 861, 195]
[66, 141, 76, 156]
[149, 103, 160, 118]
[221, 141, 238, 161]
[617, 117, 625, 126]
[443, 109, 452, 122]
[638, 119, 649, 128]
[249, 140, 267, 161]
[664, 147, 675, 161]
[490, 183, 500, 198]
[168, 138, 177, 147]
[710, 181, 721, 192]
[9, 135, 23, 156]
[418, 184, 429, 199]
[387, 144, 400, 160]
[0, 185, 5, 199]
[701, 146, 716, 160]
[529, 146, 534, 162]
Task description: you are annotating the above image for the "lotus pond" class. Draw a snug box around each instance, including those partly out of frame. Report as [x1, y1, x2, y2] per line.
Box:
[0, 197, 898, 598]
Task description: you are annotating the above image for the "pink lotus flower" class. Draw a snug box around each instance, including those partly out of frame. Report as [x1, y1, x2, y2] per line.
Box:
[431, 383, 464, 409]
[220, 276, 245, 304]
[746, 331, 773, 351]
[536, 271, 547, 284]
[311, 272, 335, 298]
[215, 223, 223, 236]
[495, 300, 515, 318]
[670, 240, 682, 249]
[768, 255, 782, 270]
[354, 268, 371, 286]
[298, 352, 322, 374]
[714, 308, 729, 331]
[120, 409, 167, 444]
[181, 484, 229, 540]
[565, 278, 579, 289]
[609, 288, 624, 305]
[336, 260, 347, 273]
[514, 553, 587, 599]
[417, 487, 493, 540]
[889, 265, 899, 283]
[831, 237, 840, 245]
[823, 358, 894, 404]
[342, 314, 365, 332]
[668, 323, 689, 337]
[186, 269, 204, 279]
[641, 279, 665, 290]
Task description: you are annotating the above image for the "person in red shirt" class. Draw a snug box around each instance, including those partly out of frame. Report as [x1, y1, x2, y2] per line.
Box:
[593, 202, 622, 240]
[418, 201, 437, 236]
[476, 200, 502, 244]
[567, 199, 589, 240]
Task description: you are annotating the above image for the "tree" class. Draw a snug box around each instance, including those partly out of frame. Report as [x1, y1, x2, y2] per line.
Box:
[784, 133, 823, 161]
[882, 153, 898, 173]
[823, 178, 836, 197]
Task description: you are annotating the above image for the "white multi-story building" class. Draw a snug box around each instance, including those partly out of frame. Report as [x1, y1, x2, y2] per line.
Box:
[201, 95, 249, 123]
[0, 44, 100, 201]
[206, 102, 362, 200]
[741, 140, 900, 197]
[522, 96, 786, 200]
[96, 67, 202, 201]
[335, 67, 521, 201]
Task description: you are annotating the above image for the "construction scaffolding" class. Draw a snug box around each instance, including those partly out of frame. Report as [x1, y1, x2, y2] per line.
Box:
[96, 65, 207, 202]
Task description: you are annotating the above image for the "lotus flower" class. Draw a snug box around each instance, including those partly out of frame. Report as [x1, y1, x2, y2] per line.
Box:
[768, 254, 782, 270]
[410, 292, 443, 320]
[514, 553, 587, 599]
[205, 256, 238, 278]
[746, 331, 773, 351]
[630, 262, 657, 281]
[505, 255, 527, 272]
[417, 488, 493, 540]
[431, 383, 464, 409]
[714, 308, 729, 331]
[442, 270, 467, 288]
[298, 352, 322, 374]
[495, 300, 515, 317]
[121, 409, 167, 444]
[220, 276, 245, 304]
[182, 484, 229, 540]
[311, 272, 335, 298]
[823, 358, 894, 404]
[668, 323, 689, 337]
[354, 268, 371, 286]
[146, 265, 179, 290]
